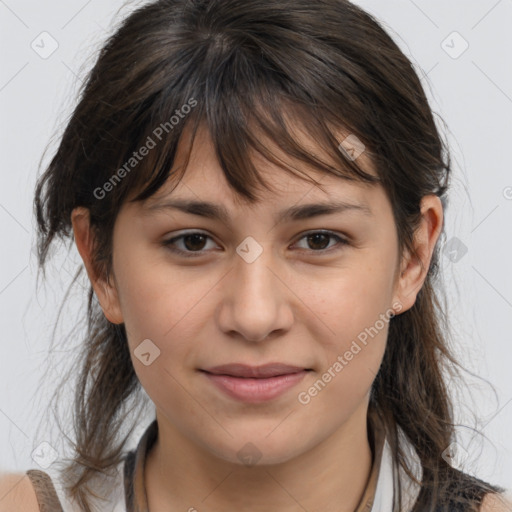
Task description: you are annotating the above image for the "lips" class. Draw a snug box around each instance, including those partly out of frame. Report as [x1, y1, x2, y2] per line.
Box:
[201, 363, 309, 379]
[201, 364, 312, 403]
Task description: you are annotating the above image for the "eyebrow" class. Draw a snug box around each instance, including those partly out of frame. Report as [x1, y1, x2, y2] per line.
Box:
[142, 198, 373, 223]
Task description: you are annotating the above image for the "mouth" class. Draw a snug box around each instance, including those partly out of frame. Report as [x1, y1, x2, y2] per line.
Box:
[199, 363, 313, 403]
[200, 362, 312, 378]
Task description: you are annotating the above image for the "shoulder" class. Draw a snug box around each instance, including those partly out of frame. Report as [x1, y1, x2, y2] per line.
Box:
[0, 472, 40, 512]
[480, 491, 512, 511]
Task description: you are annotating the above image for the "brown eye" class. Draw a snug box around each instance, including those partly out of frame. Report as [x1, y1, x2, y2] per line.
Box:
[162, 231, 217, 257]
[294, 231, 349, 254]
[182, 233, 208, 251]
[306, 233, 331, 250]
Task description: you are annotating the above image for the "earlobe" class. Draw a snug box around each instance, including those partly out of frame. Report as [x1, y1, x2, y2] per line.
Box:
[95, 277, 124, 325]
[392, 195, 443, 313]
[71, 207, 124, 325]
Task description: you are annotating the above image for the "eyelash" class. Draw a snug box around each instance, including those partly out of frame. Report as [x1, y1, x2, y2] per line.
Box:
[161, 230, 349, 258]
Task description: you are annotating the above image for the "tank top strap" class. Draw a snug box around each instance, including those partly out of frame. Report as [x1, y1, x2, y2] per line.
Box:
[123, 419, 159, 512]
[123, 449, 137, 512]
[26, 469, 64, 512]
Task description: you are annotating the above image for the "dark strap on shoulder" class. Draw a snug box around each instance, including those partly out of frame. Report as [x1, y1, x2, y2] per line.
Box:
[412, 468, 506, 511]
[124, 449, 137, 512]
[26, 469, 64, 512]
[437, 471, 505, 512]
[123, 419, 158, 512]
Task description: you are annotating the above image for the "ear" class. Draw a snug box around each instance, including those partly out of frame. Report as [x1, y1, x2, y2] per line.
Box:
[392, 195, 444, 313]
[71, 207, 124, 324]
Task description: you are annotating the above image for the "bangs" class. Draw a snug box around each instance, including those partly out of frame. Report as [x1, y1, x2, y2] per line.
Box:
[113, 27, 381, 208]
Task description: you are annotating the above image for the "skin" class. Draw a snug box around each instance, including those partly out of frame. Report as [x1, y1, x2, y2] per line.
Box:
[71, 123, 443, 512]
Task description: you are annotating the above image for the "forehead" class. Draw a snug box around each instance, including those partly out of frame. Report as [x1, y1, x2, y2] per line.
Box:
[144, 121, 380, 210]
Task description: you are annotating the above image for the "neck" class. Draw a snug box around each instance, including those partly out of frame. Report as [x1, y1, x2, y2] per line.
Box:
[144, 401, 374, 512]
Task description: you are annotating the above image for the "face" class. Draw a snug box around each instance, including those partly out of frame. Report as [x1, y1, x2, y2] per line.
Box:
[73, 123, 439, 466]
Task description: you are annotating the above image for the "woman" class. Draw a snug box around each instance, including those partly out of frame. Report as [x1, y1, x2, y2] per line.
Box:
[1, 0, 511, 510]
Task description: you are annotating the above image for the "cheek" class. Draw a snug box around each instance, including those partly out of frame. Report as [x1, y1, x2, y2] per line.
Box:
[116, 262, 207, 418]
[297, 254, 394, 397]
[305, 258, 395, 344]
[113, 244, 211, 340]
[297, 280, 391, 418]
[114, 255, 227, 409]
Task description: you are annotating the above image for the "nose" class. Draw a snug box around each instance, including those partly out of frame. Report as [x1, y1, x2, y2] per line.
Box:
[215, 245, 294, 343]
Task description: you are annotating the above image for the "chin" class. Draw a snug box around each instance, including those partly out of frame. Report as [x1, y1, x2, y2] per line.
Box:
[201, 433, 309, 468]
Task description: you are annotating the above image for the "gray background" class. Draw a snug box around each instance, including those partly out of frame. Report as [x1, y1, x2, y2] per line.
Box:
[1, 0, 511, 491]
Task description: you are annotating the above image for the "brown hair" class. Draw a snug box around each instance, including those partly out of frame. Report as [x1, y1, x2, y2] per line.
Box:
[34, 0, 504, 510]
